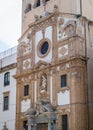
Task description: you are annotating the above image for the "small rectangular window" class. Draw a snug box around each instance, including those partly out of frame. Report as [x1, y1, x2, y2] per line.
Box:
[3, 92, 9, 111]
[62, 115, 68, 130]
[24, 85, 29, 96]
[61, 75, 67, 87]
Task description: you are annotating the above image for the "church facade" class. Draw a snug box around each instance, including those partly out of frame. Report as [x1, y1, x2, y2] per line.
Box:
[15, 0, 93, 130]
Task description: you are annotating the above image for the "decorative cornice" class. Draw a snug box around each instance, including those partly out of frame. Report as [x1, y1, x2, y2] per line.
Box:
[14, 56, 86, 79]
[0, 63, 17, 73]
[58, 34, 84, 45]
[28, 12, 59, 28]
[18, 12, 59, 42]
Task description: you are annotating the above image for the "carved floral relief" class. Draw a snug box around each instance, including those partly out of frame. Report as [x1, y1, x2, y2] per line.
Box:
[23, 58, 31, 70]
[58, 45, 68, 58]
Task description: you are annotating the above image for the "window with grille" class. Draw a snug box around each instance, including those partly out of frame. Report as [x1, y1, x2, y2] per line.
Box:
[37, 123, 48, 130]
[4, 72, 10, 86]
[3, 93, 9, 111]
[62, 115, 68, 130]
[61, 75, 67, 87]
[24, 85, 29, 96]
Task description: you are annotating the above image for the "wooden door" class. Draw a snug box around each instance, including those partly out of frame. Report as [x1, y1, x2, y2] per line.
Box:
[37, 123, 48, 130]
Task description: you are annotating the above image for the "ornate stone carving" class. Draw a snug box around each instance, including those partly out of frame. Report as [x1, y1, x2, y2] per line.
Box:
[34, 15, 39, 21]
[58, 17, 64, 26]
[58, 108, 70, 114]
[17, 79, 21, 84]
[21, 74, 34, 84]
[63, 20, 76, 37]
[58, 19, 77, 39]
[23, 41, 32, 55]
[27, 31, 33, 39]
[57, 17, 64, 39]
[40, 73, 47, 93]
[23, 59, 31, 70]
[24, 100, 56, 117]
[59, 46, 68, 56]
[34, 60, 49, 69]
[35, 101, 45, 117]
[53, 5, 58, 12]
[51, 67, 57, 74]
[22, 77, 29, 83]
[30, 15, 57, 32]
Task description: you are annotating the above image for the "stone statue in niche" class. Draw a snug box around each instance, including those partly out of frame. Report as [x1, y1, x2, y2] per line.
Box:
[40, 73, 47, 93]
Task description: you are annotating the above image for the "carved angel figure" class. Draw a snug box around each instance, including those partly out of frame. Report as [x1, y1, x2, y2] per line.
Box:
[35, 102, 45, 117]
[24, 100, 56, 118]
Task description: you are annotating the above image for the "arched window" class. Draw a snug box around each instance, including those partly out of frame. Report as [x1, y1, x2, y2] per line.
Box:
[4, 72, 10, 86]
[25, 4, 31, 13]
[36, 0, 40, 7]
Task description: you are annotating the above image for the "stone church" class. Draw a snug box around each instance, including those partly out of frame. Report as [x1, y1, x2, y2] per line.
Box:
[14, 0, 93, 130]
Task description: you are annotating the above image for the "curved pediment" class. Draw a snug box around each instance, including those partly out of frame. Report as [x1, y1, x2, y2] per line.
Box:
[34, 60, 50, 69]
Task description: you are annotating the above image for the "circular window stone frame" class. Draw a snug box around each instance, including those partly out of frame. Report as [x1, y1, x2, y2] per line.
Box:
[37, 38, 51, 58]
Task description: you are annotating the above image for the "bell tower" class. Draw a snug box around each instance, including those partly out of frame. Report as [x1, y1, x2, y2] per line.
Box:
[15, 0, 93, 130]
[21, 0, 82, 33]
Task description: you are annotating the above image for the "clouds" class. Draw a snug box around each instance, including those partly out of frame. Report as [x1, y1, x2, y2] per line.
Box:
[0, 0, 22, 51]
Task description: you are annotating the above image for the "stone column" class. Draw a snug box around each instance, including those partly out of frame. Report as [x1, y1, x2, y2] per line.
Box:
[53, 121, 56, 130]
[28, 119, 31, 130]
[34, 124, 37, 130]
[48, 121, 51, 130]
[55, 118, 58, 130]
[54, 115, 58, 130]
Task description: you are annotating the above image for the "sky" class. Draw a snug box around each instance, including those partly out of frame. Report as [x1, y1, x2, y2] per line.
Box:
[0, 0, 22, 52]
